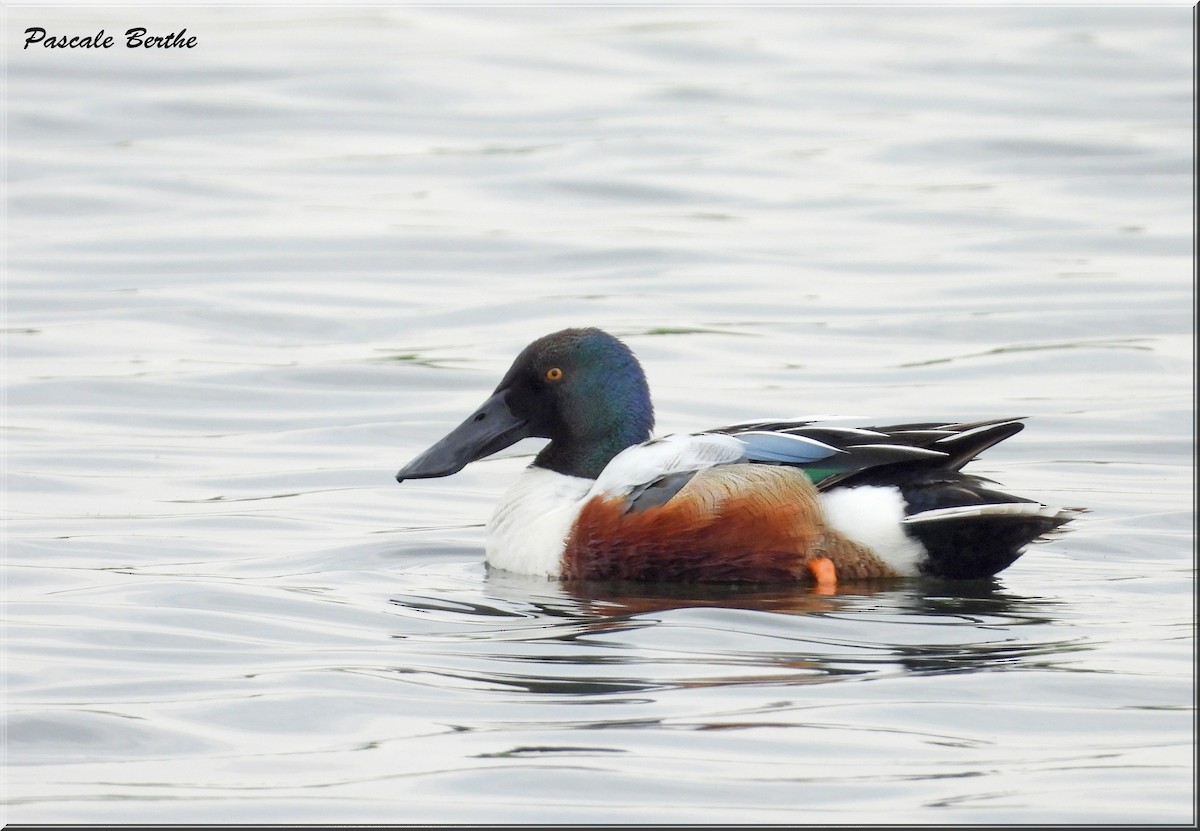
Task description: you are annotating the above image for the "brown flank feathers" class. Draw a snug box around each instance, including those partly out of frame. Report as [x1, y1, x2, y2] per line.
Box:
[562, 465, 899, 584]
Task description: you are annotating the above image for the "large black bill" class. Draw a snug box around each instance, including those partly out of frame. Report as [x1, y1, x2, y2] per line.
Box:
[395, 390, 530, 481]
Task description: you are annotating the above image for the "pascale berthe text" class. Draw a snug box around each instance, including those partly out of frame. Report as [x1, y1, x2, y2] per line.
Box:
[23, 27, 197, 50]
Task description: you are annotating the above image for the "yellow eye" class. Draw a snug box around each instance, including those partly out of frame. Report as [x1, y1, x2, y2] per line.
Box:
[545, 367, 564, 381]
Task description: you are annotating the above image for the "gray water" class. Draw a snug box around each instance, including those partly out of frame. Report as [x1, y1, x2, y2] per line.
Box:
[4, 4, 1195, 824]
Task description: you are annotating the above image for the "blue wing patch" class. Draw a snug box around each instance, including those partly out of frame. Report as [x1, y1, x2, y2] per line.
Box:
[733, 430, 844, 464]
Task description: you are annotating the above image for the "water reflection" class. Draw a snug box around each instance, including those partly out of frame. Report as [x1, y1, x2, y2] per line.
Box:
[484, 568, 1062, 625]
[893, 577, 1063, 620]
[559, 577, 850, 617]
[381, 568, 1082, 697]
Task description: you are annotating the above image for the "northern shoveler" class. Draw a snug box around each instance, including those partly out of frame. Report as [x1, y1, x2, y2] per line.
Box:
[395, 327, 1082, 588]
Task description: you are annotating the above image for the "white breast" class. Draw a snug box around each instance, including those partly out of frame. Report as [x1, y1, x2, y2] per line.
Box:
[485, 466, 593, 577]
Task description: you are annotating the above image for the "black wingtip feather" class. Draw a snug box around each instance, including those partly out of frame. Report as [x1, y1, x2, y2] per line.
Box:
[908, 507, 1077, 580]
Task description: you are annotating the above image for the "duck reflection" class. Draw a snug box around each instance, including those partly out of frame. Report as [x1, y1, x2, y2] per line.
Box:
[481, 567, 1056, 623]
[555, 575, 866, 617]
[384, 567, 1077, 696]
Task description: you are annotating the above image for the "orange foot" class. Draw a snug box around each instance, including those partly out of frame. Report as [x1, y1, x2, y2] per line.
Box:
[807, 556, 838, 595]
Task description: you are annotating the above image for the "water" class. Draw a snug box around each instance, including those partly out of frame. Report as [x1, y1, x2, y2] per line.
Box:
[4, 4, 1194, 824]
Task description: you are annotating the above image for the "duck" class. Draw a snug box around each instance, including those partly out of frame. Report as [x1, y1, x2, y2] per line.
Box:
[395, 327, 1082, 588]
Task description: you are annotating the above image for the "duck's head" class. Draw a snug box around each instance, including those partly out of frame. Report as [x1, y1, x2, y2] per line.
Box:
[396, 327, 654, 483]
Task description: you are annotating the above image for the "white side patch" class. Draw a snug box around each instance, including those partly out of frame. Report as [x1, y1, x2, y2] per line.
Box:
[485, 467, 593, 578]
[820, 486, 927, 576]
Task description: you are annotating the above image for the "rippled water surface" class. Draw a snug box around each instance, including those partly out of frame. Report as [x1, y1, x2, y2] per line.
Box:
[5, 4, 1195, 824]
